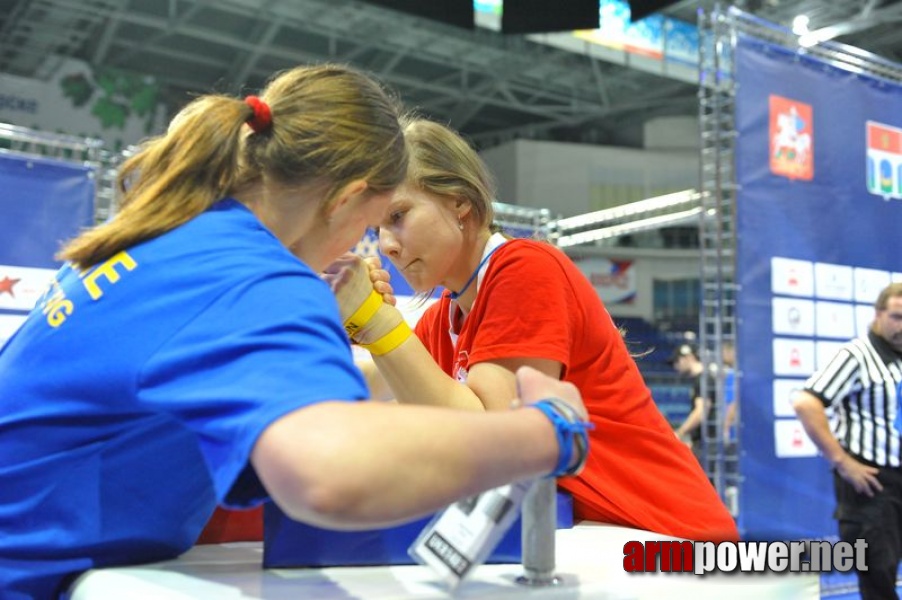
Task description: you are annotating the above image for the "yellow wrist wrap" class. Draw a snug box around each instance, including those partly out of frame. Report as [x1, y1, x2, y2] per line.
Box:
[359, 320, 412, 356]
[344, 290, 382, 337]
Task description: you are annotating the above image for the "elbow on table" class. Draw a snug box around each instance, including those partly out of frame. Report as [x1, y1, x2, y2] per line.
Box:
[270, 472, 372, 529]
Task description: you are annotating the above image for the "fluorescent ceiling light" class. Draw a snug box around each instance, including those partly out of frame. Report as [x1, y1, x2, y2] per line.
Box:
[555, 189, 700, 232]
[556, 207, 702, 247]
[792, 15, 809, 35]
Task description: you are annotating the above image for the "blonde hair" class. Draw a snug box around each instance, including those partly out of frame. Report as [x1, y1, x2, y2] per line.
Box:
[400, 116, 497, 230]
[60, 64, 407, 268]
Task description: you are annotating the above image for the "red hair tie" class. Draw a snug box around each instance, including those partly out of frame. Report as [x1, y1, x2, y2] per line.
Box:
[244, 95, 272, 133]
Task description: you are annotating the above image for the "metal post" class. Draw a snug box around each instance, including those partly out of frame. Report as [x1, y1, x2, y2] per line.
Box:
[516, 478, 560, 586]
[697, 4, 739, 501]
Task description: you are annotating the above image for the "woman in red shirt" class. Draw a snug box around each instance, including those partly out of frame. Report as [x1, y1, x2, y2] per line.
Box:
[340, 116, 738, 542]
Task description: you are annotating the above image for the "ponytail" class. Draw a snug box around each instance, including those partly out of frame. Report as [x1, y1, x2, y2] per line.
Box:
[59, 95, 255, 268]
[59, 64, 407, 269]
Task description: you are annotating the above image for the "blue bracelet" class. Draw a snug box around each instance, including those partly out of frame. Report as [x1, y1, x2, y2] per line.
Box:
[531, 398, 594, 478]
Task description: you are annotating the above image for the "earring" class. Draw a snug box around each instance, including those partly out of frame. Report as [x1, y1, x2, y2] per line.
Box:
[458, 216, 464, 230]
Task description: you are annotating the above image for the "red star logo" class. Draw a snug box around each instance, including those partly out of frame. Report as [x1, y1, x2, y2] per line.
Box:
[0, 276, 21, 297]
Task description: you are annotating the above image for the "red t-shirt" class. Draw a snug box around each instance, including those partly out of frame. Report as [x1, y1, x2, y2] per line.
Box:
[415, 239, 738, 542]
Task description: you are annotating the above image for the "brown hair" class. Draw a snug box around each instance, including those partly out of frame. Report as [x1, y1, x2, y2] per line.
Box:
[875, 282, 902, 310]
[401, 116, 498, 231]
[60, 64, 407, 268]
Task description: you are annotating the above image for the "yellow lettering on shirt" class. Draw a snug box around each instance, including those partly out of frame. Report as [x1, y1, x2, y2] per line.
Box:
[39, 280, 74, 328]
[81, 251, 138, 300]
[44, 296, 74, 328]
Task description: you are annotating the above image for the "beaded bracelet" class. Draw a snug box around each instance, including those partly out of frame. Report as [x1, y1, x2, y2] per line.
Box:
[531, 398, 594, 478]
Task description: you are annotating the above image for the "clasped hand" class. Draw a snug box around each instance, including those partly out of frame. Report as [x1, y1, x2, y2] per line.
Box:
[322, 253, 403, 346]
[322, 253, 396, 314]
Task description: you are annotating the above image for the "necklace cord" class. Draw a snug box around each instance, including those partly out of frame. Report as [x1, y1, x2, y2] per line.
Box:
[449, 244, 504, 300]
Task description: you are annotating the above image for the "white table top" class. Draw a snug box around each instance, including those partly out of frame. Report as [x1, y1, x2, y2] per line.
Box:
[69, 523, 819, 599]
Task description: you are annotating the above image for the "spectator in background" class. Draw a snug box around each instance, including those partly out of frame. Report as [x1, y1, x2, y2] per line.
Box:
[332, 116, 738, 543]
[722, 341, 738, 444]
[792, 282, 902, 600]
[671, 343, 708, 455]
[721, 341, 739, 516]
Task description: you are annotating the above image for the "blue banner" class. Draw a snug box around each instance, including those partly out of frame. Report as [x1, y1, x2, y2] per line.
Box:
[0, 153, 95, 269]
[734, 36, 902, 540]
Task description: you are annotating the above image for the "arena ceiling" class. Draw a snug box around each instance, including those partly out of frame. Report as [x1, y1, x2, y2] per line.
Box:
[1, 0, 901, 150]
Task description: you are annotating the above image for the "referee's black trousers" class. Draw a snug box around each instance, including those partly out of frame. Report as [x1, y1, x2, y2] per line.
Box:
[834, 465, 902, 600]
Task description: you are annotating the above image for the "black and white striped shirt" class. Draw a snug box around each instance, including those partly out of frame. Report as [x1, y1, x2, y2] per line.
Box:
[804, 330, 902, 468]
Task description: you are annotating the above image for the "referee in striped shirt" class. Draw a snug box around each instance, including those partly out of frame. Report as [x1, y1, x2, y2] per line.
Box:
[794, 282, 902, 600]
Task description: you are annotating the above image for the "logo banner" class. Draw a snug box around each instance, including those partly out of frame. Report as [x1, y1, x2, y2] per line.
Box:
[734, 35, 902, 541]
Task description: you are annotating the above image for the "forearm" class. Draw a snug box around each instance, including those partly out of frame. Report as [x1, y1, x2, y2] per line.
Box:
[676, 401, 704, 437]
[792, 392, 846, 465]
[724, 402, 737, 428]
[345, 298, 484, 410]
[356, 357, 394, 401]
[252, 401, 556, 529]
[371, 335, 486, 411]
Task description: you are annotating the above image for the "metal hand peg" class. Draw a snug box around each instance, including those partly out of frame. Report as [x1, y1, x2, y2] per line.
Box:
[516, 478, 561, 586]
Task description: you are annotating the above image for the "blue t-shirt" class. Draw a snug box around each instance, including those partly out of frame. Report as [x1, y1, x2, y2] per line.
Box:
[0, 199, 367, 598]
